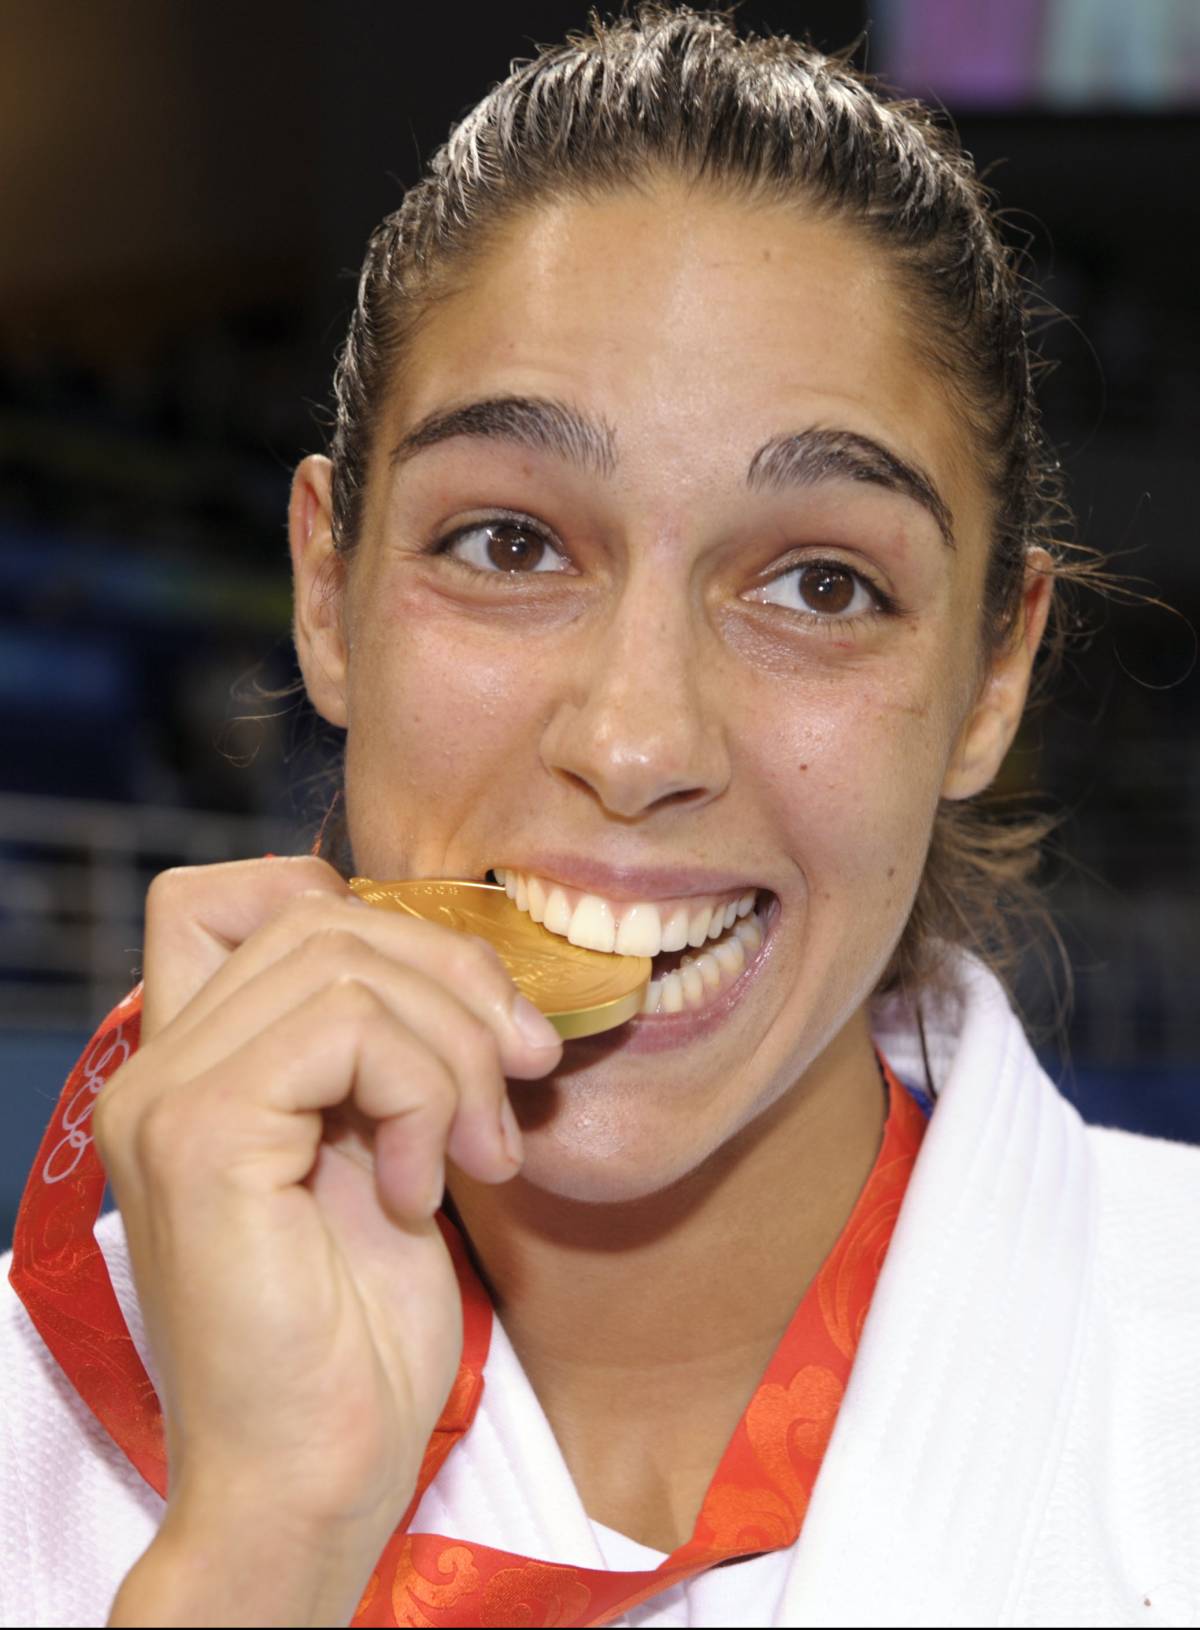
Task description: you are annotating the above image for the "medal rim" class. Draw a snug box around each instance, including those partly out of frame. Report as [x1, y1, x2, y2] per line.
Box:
[348, 877, 651, 1038]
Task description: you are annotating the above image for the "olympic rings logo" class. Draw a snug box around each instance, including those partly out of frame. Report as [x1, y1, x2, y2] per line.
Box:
[42, 1024, 131, 1185]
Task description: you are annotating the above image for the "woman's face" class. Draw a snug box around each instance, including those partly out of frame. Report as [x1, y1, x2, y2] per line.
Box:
[293, 181, 1043, 1203]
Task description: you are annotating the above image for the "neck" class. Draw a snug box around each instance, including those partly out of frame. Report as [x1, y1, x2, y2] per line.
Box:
[446, 1005, 886, 1548]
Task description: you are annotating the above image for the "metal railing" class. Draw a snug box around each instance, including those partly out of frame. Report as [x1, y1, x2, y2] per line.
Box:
[0, 793, 301, 1030]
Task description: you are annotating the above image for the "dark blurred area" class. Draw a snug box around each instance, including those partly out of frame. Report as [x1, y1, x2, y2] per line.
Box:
[3, 0, 1198, 1238]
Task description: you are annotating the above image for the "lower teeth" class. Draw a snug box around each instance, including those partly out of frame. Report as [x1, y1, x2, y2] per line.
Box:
[640, 910, 765, 1015]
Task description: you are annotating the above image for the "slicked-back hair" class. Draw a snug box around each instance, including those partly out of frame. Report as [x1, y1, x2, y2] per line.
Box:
[320, 3, 1104, 1009]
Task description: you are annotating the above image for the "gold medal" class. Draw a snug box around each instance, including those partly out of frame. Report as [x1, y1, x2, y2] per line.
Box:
[348, 878, 651, 1040]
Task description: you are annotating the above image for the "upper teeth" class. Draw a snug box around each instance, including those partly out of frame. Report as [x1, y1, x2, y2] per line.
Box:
[493, 868, 758, 957]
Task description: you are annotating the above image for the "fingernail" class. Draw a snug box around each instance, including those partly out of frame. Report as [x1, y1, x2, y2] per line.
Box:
[499, 1097, 524, 1166]
[511, 994, 561, 1049]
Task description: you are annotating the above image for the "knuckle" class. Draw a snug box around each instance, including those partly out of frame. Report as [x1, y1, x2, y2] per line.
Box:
[133, 1096, 191, 1174]
[144, 865, 193, 918]
[91, 1057, 141, 1159]
[450, 1013, 503, 1083]
[416, 1056, 458, 1126]
[298, 924, 367, 967]
[446, 933, 507, 989]
[324, 973, 387, 1028]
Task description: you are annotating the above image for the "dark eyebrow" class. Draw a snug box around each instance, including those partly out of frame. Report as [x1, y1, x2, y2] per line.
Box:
[391, 393, 954, 548]
[746, 426, 955, 548]
[390, 395, 618, 480]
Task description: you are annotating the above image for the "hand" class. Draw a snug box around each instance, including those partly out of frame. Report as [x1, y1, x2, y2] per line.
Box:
[96, 856, 562, 1624]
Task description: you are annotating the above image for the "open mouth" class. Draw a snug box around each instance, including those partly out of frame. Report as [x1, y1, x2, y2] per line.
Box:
[486, 867, 774, 1018]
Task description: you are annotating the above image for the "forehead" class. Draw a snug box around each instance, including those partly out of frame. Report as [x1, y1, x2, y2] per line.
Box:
[391, 182, 985, 533]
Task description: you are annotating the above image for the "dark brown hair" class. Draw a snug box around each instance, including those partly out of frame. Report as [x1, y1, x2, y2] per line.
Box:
[317, 3, 1107, 1002]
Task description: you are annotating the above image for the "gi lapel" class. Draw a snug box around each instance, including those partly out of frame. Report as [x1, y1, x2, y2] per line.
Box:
[780, 959, 1096, 1627]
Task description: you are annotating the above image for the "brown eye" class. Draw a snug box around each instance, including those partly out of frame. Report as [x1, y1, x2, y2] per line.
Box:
[743, 557, 890, 621]
[798, 564, 855, 614]
[438, 516, 568, 575]
[484, 521, 546, 571]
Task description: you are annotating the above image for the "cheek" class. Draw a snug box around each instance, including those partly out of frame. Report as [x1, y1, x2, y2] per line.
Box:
[346, 593, 551, 791]
[742, 663, 953, 893]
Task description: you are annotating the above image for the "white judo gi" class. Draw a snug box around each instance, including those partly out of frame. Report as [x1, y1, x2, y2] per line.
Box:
[2, 956, 1198, 1628]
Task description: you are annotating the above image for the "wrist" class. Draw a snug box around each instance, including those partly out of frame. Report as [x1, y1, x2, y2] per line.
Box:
[109, 1504, 388, 1628]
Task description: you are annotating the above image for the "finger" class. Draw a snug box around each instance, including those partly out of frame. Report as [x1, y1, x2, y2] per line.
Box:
[142, 856, 351, 1040]
[135, 935, 525, 1179]
[162, 894, 562, 1079]
[211, 980, 480, 1221]
[108, 982, 467, 1226]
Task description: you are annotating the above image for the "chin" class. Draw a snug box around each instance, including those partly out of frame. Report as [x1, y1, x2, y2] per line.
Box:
[515, 1138, 703, 1205]
[509, 1067, 747, 1206]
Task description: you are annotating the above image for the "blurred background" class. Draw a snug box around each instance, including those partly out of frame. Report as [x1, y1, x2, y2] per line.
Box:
[2, 0, 1198, 1243]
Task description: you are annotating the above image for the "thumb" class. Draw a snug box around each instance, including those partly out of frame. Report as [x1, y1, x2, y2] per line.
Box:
[141, 856, 351, 1039]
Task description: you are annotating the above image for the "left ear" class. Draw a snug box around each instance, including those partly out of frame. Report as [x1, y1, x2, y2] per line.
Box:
[941, 550, 1054, 801]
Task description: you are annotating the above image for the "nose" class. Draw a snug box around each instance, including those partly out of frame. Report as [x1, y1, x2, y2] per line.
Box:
[539, 583, 732, 820]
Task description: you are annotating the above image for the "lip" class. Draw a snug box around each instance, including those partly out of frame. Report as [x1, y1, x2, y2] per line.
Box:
[488, 852, 772, 903]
